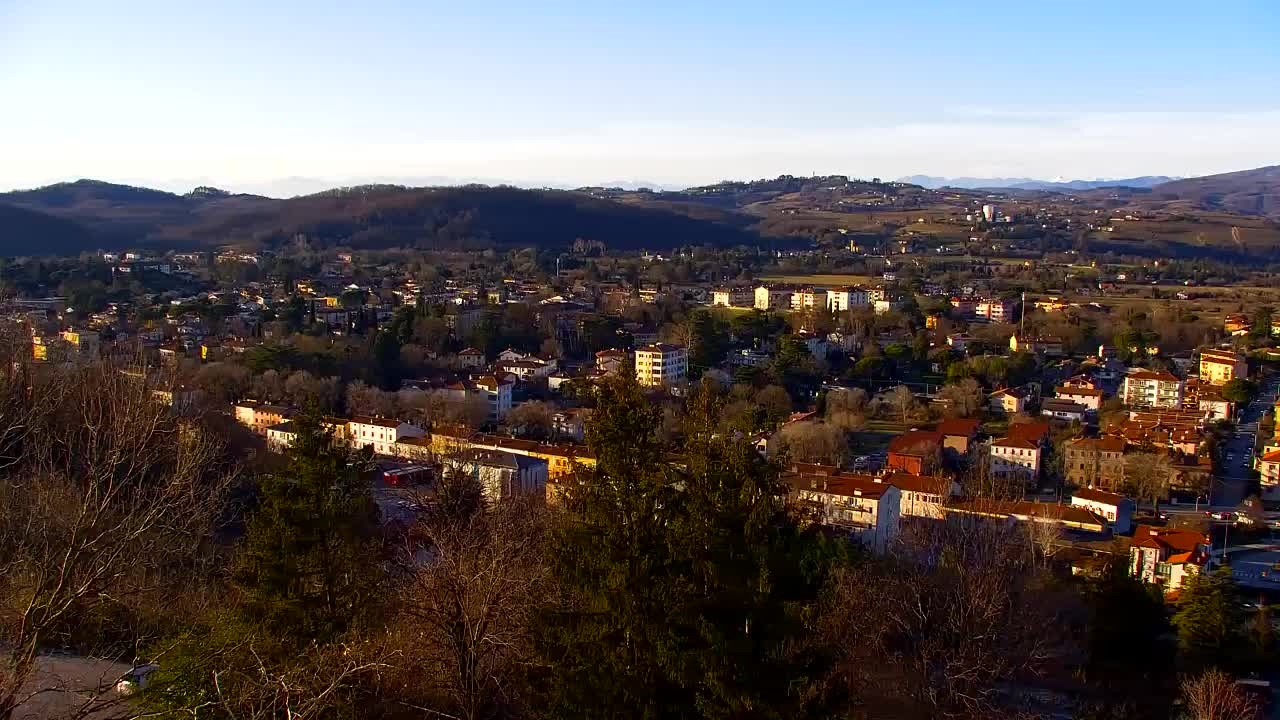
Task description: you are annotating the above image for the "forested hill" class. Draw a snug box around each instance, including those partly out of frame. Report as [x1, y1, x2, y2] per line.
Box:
[0, 180, 775, 255]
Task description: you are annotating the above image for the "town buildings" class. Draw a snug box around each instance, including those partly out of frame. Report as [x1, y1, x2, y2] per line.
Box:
[634, 343, 688, 387]
[1064, 436, 1127, 491]
[1198, 348, 1247, 385]
[1070, 488, 1134, 534]
[1129, 525, 1209, 593]
[782, 471, 901, 553]
[1121, 370, 1185, 409]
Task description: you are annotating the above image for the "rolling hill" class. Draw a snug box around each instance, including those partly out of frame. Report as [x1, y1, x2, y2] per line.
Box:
[0, 180, 775, 255]
[0, 203, 97, 256]
[1146, 165, 1280, 218]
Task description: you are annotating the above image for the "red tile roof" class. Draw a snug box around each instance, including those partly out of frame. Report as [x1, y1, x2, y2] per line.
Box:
[936, 417, 980, 438]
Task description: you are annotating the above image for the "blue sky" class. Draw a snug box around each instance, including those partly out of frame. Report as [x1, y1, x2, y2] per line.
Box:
[1, 0, 1277, 194]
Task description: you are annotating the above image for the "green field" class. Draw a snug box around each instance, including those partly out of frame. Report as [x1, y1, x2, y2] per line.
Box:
[757, 273, 880, 286]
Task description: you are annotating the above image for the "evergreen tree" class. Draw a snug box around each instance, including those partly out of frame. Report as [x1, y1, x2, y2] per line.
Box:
[1172, 567, 1243, 672]
[686, 310, 729, 378]
[234, 405, 381, 645]
[533, 366, 687, 717]
[670, 386, 838, 717]
[533, 375, 837, 717]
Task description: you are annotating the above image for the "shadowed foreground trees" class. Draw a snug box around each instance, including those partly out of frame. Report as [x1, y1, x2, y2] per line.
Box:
[532, 375, 841, 717]
[0, 357, 235, 720]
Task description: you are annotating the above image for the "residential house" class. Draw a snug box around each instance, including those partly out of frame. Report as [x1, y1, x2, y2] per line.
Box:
[348, 416, 426, 456]
[886, 430, 943, 475]
[1064, 435, 1127, 491]
[876, 472, 957, 519]
[975, 298, 1015, 323]
[1130, 525, 1209, 593]
[1199, 348, 1248, 385]
[712, 287, 752, 307]
[989, 387, 1029, 414]
[1070, 488, 1134, 534]
[1256, 450, 1280, 501]
[635, 343, 688, 387]
[445, 449, 548, 502]
[473, 374, 515, 420]
[754, 285, 793, 311]
[552, 408, 592, 442]
[1224, 314, 1251, 335]
[950, 297, 978, 318]
[495, 359, 557, 383]
[782, 471, 901, 553]
[1056, 385, 1104, 411]
[937, 417, 981, 458]
[456, 347, 487, 369]
[1041, 398, 1090, 423]
[1121, 370, 1185, 409]
[990, 436, 1042, 483]
[594, 348, 630, 376]
[234, 400, 294, 436]
[946, 333, 973, 352]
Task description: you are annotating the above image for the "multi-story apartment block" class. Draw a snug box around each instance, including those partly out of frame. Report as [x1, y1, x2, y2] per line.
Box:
[782, 471, 901, 553]
[826, 286, 868, 312]
[712, 287, 753, 307]
[754, 285, 793, 311]
[975, 298, 1014, 323]
[1121, 370, 1185, 409]
[635, 343, 688, 386]
[1064, 435, 1127, 491]
[1198, 348, 1248, 385]
[791, 288, 828, 312]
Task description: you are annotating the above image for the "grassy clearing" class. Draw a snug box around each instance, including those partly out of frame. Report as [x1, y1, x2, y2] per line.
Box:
[757, 273, 880, 286]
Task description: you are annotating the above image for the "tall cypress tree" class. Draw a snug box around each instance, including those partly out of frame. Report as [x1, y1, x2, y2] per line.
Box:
[235, 404, 380, 645]
[534, 373, 837, 717]
[534, 366, 689, 717]
[671, 386, 837, 717]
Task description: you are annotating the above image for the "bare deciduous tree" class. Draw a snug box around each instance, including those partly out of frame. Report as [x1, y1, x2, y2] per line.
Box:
[825, 388, 868, 432]
[1181, 670, 1259, 720]
[393, 498, 548, 720]
[0, 358, 235, 720]
[938, 379, 985, 418]
[775, 421, 846, 465]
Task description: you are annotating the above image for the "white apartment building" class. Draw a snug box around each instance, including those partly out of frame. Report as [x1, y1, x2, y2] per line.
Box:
[990, 437, 1041, 480]
[474, 374, 515, 419]
[635, 343, 688, 386]
[1199, 348, 1248, 385]
[827, 286, 869, 312]
[784, 472, 901, 553]
[1121, 370, 1185, 409]
[791, 288, 828, 311]
[348, 416, 426, 456]
[712, 287, 753, 307]
[754, 285, 793, 311]
[975, 298, 1014, 323]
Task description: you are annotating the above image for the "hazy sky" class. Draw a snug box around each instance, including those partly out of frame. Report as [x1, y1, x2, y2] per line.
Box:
[2, 0, 1278, 194]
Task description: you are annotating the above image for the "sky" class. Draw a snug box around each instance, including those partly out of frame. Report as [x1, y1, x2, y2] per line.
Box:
[1, 0, 1278, 195]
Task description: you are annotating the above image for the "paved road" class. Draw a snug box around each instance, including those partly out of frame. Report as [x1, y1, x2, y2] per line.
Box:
[1211, 376, 1279, 507]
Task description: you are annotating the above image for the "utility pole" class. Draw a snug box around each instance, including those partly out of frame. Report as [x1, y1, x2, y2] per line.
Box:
[1020, 291, 1027, 340]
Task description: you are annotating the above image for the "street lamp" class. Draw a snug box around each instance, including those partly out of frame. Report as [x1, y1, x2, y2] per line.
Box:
[1195, 494, 1207, 512]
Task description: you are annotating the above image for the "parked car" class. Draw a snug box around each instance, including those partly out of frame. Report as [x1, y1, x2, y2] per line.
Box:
[115, 664, 159, 696]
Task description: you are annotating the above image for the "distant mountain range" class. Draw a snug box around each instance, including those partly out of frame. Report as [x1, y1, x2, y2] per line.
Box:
[897, 175, 1179, 191]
